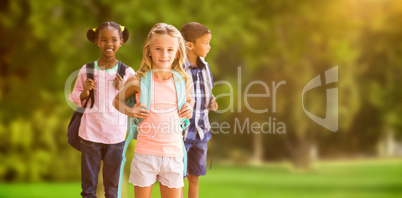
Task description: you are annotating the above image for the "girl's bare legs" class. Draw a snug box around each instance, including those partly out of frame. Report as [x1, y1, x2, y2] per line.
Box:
[160, 183, 181, 198]
[180, 181, 184, 198]
[134, 185, 153, 198]
[187, 174, 199, 198]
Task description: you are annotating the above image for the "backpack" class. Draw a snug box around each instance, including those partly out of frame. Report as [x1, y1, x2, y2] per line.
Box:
[117, 69, 190, 198]
[67, 61, 127, 151]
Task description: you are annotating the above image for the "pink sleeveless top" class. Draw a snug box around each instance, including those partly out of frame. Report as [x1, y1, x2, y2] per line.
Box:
[134, 75, 183, 157]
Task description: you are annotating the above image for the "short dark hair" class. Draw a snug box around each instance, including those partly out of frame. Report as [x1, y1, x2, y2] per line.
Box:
[180, 22, 211, 43]
[86, 21, 129, 43]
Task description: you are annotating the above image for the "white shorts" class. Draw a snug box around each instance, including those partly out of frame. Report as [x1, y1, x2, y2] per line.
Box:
[128, 153, 184, 188]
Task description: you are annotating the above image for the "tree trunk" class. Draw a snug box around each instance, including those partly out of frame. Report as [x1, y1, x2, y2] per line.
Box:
[378, 126, 395, 157]
[252, 131, 264, 165]
[288, 134, 317, 171]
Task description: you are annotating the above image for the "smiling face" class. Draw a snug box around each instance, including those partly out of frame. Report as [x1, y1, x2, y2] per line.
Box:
[148, 34, 179, 70]
[95, 26, 123, 58]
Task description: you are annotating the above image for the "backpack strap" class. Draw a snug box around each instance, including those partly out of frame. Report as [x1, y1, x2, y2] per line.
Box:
[172, 70, 190, 130]
[172, 70, 190, 176]
[117, 119, 135, 198]
[117, 115, 136, 198]
[127, 70, 152, 140]
[117, 61, 127, 78]
[86, 62, 95, 108]
[140, 70, 153, 109]
[117, 70, 152, 198]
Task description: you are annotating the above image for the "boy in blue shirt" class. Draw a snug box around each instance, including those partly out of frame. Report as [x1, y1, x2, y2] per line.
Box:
[180, 22, 218, 198]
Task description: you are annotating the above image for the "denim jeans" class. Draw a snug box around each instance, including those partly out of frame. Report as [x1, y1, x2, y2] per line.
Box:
[184, 134, 209, 177]
[80, 139, 124, 198]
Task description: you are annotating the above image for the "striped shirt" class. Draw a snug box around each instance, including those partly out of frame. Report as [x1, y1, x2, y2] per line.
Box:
[68, 61, 135, 144]
[183, 57, 214, 142]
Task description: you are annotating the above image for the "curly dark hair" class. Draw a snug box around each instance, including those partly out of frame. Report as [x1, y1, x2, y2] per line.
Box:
[86, 21, 129, 43]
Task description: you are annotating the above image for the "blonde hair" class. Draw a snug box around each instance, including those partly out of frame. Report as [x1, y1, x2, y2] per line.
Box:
[137, 23, 188, 83]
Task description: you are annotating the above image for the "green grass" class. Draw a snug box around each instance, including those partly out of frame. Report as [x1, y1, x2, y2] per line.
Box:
[1, 159, 402, 198]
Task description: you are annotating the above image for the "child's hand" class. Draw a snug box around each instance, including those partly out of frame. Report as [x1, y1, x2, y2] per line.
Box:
[114, 74, 124, 90]
[209, 97, 218, 111]
[83, 79, 96, 94]
[132, 103, 149, 119]
[179, 102, 193, 119]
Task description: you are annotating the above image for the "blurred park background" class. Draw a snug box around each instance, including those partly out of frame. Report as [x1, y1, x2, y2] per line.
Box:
[1, 0, 402, 197]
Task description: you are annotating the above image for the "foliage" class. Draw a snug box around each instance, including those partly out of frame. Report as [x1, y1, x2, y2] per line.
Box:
[1, 0, 402, 181]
